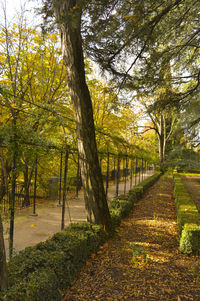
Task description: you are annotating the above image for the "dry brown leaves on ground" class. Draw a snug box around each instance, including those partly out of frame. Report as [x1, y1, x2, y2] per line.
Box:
[62, 176, 200, 301]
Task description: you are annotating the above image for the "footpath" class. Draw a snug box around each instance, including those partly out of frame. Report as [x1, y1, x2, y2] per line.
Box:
[3, 171, 153, 258]
[63, 175, 200, 301]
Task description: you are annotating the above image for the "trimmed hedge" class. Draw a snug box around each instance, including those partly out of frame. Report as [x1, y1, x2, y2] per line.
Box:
[110, 172, 161, 227]
[129, 172, 161, 200]
[110, 197, 134, 227]
[0, 172, 161, 300]
[173, 172, 200, 254]
[0, 223, 108, 301]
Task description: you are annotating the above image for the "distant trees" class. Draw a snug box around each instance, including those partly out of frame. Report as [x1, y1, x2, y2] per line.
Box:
[137, 59, 179, 163]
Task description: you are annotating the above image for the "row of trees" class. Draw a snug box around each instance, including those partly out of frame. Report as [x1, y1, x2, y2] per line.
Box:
[0, 18, 154, 205]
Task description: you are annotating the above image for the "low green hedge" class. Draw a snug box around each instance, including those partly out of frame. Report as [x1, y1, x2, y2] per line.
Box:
[110, 197, 134, 227]
[128, 172, 161, 200]
[138, 172, 161, 190]
[173, 172, 200, 254]
[0, 223, 108, 301]
[110, 172, 161, 227]
[0, 172, 161, 300]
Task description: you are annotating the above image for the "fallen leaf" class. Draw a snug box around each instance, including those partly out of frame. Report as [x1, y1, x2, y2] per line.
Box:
[97, 250, 104, 255]
[90, 253, 96, 259]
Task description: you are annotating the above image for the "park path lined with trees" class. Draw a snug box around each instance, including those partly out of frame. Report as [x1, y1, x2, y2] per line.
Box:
[0, 0, 199, 296]
[63, 174, 200, 301]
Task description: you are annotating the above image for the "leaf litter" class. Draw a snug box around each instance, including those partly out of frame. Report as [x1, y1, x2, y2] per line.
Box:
[63, 176, 200, 301]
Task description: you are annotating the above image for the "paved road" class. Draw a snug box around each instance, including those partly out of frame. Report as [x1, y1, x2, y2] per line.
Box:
[3, 170, 154, 258]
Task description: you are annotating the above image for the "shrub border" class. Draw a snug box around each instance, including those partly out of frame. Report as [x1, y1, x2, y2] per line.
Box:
[0, 172, 161, 301]
[173, 171, 200, 254]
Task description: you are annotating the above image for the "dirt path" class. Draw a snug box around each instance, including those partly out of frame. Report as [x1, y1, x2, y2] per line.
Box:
[63, 175, 200, 301]
[181, 174, 200, 212]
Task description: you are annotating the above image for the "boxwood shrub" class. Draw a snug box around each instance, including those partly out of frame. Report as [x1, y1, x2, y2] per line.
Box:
[110, 172, 161, 227]
[0, 223, 108, 301]
[0, 172, 161, 300]
[180, 224, 200, 255]
[128, 172, 161, 200]
[173, 172, 200, 254]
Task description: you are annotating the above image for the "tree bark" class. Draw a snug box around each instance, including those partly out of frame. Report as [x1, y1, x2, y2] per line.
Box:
[52, 0, 112, 231]
[0, 214, 8, 291]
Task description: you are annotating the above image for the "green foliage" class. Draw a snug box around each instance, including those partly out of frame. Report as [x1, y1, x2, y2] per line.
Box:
[173, 172, 200, 254]
[129, 172, 161, 197]
[163, 146, 200, 173]
[2, 268, 61, 301]
[68, 222, 108, 254]
[110, 208, 122, 227]
[180, 224, 200, 255]
[110, 172, 161, 227]
[130, 243, 151, 265]
[110, 198, 134, 227]
[173, 173, 200, 232]
[130, 242, 144, 264]
[130, 186, 143, 199]
[82, 0, 200, 166]
[0, 223, 107, 300]
[26, 269, 61, 301]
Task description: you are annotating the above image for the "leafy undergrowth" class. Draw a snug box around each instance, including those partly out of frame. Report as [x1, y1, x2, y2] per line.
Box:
[63, 176, 200, 301]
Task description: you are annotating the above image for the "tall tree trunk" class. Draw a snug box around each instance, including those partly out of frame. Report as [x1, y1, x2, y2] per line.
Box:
[53, 0, 112, 231]
[0, 214, 8, 291]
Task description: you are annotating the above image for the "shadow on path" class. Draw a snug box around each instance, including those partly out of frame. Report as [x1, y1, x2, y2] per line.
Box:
[63, 175, 200, 301]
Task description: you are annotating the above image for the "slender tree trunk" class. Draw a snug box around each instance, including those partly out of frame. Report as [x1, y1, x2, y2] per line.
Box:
[0, 214, 8, 291]
[53, 0, 112, 231]
[158, 135, 164, 163]
[163, 115, 166, 160]
[158, 114, 166, 163]
[22, 162, 34, 208]
[22, 164, 30, 207]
